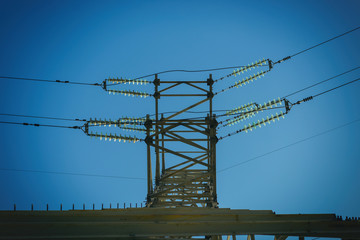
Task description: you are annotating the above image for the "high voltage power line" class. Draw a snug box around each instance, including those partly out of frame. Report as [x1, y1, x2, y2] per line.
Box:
[0, 26, 359, 180]
[312, 77, 360, 98]
[102, 25, 360, 86]
[284, 66, 360, 98]
[0, 76, 101, 86]
[0, 65, 251, 87]
[0, 121, 83, 129]
[0, 26, 359, 88]
[105, 65, 255, 87]
[217, 118, 360, 173]
[287, 26, 360, 58]
[0, 168, 145, 180]
[1, 65, 358, 123]
[0, 92, 357, 183]
[0, 113, 86, 122]
[149, 62, 359, 117]
[218, 76, 360, 139]
[1, 117, 358, 179]
[1, 73, 360, 139]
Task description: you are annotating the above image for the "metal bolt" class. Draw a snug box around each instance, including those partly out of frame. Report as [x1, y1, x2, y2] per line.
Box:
[72, 204, 74, 210]
[31, 204, 33, 211]
[60, 204, 62, 211]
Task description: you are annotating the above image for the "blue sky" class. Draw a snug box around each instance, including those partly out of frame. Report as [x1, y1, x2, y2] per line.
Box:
[0, 0, 359, 232]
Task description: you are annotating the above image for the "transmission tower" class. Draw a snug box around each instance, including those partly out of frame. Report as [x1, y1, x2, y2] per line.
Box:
[144, 74, 218, 208]
[2, 23, 360, 237]
[2, 59, 360, 240]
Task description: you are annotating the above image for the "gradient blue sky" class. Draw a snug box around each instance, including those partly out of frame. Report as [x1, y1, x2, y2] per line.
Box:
[0, 0, 359, 231]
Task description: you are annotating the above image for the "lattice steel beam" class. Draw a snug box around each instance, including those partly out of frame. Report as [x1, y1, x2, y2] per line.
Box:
[1, 208, 359, 239]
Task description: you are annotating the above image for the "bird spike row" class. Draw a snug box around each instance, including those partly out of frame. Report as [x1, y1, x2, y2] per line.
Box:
[106, 77, 151, 85]
[232, 58, 268, 76]
[88, 117, 147, 127]
[225, 98, 282, 126]
[233, 70, 269, 88]
[107, 89, 151, 98]
[242, 111, 286, 133]
[88, 131, 140, 143]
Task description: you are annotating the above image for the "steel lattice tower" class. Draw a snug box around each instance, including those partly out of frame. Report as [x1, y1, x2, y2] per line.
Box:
[145, 74, 218, 208]
[1, 69, 360, 240]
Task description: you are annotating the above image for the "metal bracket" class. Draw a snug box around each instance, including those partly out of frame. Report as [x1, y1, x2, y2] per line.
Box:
[153, 91, 160, 99]
[144, 119, 153, 129]
[145, 136, 153, 145]
[154, 75, 160, 86]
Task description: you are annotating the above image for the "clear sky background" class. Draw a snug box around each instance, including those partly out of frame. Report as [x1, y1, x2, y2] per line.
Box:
[0, 0, 359, 236]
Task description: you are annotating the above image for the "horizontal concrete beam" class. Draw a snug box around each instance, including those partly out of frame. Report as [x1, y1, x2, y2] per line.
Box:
[0, 208, 359, 239]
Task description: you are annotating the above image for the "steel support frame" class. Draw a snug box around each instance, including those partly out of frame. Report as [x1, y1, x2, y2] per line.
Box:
[145, 74, 218, 208]
[1, 208, 359, 239]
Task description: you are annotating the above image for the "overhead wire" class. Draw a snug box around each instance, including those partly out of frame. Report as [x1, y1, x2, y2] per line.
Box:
[4, 76, 356, 134]
[273, 26, 360, 64]
[1, 27, 358, 91]
[2, 75, 358, 132]
[0, 121, 83, 129]
[219, 76, 360, 140]
[0, 111, 225, 129]
[291, 77, 360, 106]
[289, 26, 360, 58]
[0, 76, 100, 86]
[284, 66, 360, 98]
[151, 66, 360, 120]
[106, 65, 250, 87]
[0, 67, 253, 88]
[0, 28, 358, 187]
[312, 77, 360, 98]
[217, 118, 360, 173]
[0, 168, 145, 180]
[214, 26, 360, 86]
[0, 113, 86, 122]
[145, 71, 360, 121]
[1, 27, 359, 137]
[3, 119, 359, 179]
